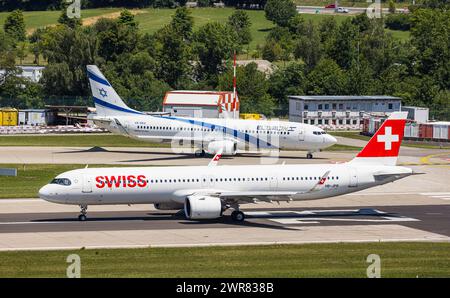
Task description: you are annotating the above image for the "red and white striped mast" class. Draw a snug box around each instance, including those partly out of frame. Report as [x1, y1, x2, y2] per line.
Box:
[232, 51, 237, 118]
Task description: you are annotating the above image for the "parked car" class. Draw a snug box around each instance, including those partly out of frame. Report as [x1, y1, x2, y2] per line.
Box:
[337, 7, 349, 13]
[325, 4, 336, 9]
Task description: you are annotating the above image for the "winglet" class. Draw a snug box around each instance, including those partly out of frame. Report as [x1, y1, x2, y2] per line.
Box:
[208, 149, 223, 166]
[309, 170, 330, 192]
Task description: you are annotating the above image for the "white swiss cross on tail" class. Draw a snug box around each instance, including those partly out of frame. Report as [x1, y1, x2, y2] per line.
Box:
[377, 126, 399, 150]
[351, 112, 408, 166]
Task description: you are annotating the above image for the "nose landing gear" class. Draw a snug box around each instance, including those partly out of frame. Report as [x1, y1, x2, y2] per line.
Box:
[78, 205, 88, 221]
[307, 152, 313, 159]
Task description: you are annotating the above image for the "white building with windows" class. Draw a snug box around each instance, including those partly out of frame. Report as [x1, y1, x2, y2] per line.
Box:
[288, 95, 402, 130]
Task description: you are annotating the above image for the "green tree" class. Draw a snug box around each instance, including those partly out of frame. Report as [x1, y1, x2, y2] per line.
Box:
[431, 90, 450, 121]
[306, 58, 347, 95]
[170, 7, 194, 41]
[388, 0, 396, 14]
[94, 18, 140, 62]
[264, 0, 297, 27]
[0, 30, 19, 99]
[154, 24, 192, 88]
[228, 10, 252, 46]
[40, 26, 98, 96]
[16, 41, 28, 64]
[264, 26, 294, 62]
[218, 62, 276, 116]
[3, 10, 26, 42]
[58, 1, 82, 29]
[287, 14, 305, 36]
[101, 59, 171, 112]
[118, 9, 138, 29]
[194, 22, 239, 84]
[351, 13, 371, 33]
[410, 8, 450, 89]
[262, 40, 283, 62]
[293, 20, 322, 70]
[268, 61, 306, 109]
[346, 58, 375, 95]
[327, 19, 359, 70]
[318, 16, 338, 45]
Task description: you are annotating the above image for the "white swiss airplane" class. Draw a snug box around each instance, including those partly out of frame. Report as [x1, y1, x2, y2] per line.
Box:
[39, 112, 414, 222]
[87, 65, 337, 159]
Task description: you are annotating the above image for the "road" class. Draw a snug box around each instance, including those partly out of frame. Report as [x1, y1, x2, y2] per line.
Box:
[296, 5, 409, 15]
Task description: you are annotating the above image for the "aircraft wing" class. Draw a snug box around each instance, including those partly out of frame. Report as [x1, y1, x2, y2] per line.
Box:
[218, 191, 298, 203]
[190, 170, 331, 203]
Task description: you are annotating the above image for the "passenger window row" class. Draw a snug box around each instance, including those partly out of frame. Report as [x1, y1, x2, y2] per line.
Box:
[282, 176, 339, 181]
[136, 125, 291, 135]
[145, 177, 271, 184]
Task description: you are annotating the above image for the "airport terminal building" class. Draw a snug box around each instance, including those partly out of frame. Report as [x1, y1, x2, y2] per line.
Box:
[288, 95, 402, 130]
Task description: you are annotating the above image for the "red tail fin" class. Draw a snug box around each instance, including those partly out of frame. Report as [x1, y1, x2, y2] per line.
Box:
[350, 112, 407, 165]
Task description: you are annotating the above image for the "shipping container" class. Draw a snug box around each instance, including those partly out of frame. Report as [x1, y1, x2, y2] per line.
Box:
[419, 124, 433, 139]
[0, 108, 18, 126]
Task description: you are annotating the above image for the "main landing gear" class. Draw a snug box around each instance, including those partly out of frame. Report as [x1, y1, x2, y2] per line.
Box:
[230, 204, 245, 222]
[306, 152, 313, 159]
[231, 210, 245, 222]
[78, 205, 88, 221]
[194, 149, 206, 158]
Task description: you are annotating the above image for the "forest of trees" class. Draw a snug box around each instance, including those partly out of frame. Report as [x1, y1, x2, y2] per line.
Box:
[0, 0, 269, 11]
[0, 0, 448, 120]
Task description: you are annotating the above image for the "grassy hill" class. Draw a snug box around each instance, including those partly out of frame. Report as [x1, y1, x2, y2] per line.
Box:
[0, 7, 409, 52]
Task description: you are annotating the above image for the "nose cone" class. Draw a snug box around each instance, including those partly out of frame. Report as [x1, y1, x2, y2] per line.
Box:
[38, 185, 51, 200]
[38, 184, 63, 203]
[324, 134, 337, 146]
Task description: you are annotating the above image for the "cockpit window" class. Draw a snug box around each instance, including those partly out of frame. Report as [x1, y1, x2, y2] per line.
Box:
[313, 131, 326, 135]
[50, 178, 71, 186]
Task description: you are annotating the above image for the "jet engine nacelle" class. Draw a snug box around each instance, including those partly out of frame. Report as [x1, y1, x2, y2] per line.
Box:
[184, 195, 223, 219]
[154, 202, 184, 210]
[207, 140, 237, 155]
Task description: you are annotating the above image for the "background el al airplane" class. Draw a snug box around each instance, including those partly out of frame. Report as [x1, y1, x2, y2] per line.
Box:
[87, 65, 337, 158]
[39, 112, 414, 222]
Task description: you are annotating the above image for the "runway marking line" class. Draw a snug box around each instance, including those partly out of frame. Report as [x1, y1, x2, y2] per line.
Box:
[420, 192, 450, 201]
[245, 209, 420, 225]
[420, 152, 450, 165]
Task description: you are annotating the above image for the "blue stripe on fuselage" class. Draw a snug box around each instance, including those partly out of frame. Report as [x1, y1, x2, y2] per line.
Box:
[158, 115, 276, 149]
[92, 98, 276, 148]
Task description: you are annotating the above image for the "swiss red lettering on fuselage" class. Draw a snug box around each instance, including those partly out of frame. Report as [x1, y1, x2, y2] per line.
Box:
[95, 175, 147, 188]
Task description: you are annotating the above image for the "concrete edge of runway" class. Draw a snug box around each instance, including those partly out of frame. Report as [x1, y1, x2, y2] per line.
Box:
[1, 238, 450, 252]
